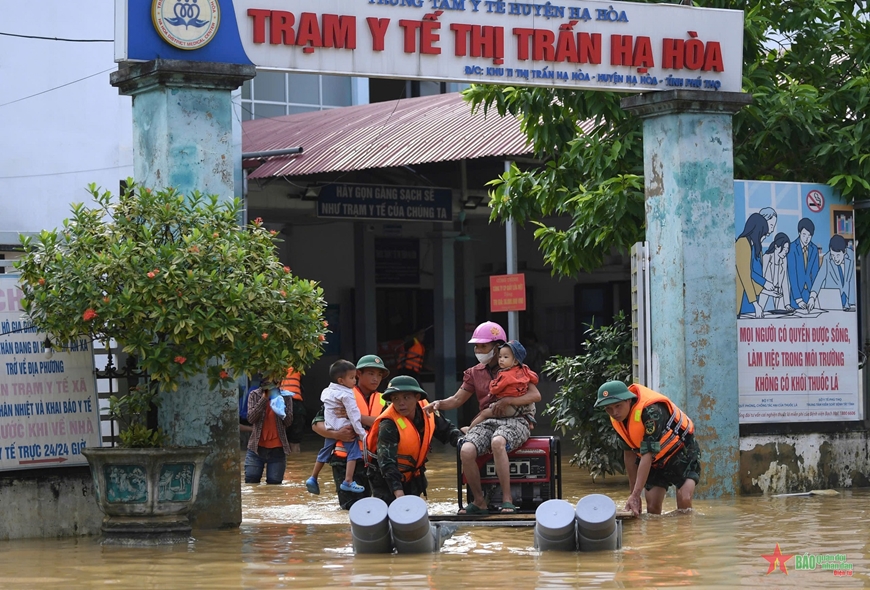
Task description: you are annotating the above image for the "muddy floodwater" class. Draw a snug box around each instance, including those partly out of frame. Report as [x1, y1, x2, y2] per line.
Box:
[0, 445, 867, 588]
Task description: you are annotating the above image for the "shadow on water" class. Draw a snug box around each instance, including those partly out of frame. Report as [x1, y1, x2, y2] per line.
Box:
[0, 443, 868, 588]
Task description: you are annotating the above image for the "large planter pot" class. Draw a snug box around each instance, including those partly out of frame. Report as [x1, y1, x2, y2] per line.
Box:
[82, 446, 209, 546]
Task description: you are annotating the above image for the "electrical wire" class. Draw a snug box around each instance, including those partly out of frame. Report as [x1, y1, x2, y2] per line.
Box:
[0, 67, 116, 108]
[0, 164, 133, 180]
[0, 31, 113, 42]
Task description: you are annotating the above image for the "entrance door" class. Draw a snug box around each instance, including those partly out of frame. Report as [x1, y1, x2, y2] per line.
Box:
[375, 288, 434, 376]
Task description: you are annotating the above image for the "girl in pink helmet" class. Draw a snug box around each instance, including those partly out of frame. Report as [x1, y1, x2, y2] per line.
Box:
[424, 321, 541, 514]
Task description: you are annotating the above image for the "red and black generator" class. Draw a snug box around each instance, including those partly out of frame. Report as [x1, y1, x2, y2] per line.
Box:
[457, 436, 562, 513]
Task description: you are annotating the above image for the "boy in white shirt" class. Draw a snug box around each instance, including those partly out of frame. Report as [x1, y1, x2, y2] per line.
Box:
[305, 360, 368, 494]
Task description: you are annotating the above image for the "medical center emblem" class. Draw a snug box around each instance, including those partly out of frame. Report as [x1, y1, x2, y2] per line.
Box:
[152, 0, 220, 50]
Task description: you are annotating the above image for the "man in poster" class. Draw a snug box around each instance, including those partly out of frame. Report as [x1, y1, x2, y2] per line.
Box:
[786, 217, 820, 310]
[808, 235, 855, 312]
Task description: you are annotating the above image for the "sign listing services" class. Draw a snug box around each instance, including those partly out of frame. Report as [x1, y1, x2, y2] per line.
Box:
[0, 276, 102, 471]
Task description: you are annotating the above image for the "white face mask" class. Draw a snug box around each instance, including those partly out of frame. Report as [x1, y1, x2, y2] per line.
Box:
[475, 349, 495, 364]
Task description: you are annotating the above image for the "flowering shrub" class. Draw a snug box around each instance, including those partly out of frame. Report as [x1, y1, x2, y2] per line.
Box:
[17, 181, 327, 392]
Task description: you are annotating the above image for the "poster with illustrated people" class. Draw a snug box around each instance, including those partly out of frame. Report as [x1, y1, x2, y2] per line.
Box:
[736, 181, 859, 424]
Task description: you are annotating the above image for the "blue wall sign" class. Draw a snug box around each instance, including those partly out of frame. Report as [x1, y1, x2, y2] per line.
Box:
[316, 184, 452, 222]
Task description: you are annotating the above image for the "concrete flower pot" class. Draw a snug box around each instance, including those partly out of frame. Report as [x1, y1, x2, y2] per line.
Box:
[82, 446, 209, 545]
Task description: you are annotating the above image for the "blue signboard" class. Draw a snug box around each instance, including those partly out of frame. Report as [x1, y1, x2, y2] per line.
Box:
[316, 184, 452, 222]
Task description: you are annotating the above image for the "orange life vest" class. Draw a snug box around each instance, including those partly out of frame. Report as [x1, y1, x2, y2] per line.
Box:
[366, 402, 434, 483]
[398, 339, 425, 373]
[280, 368, 303, 401]
[333, 387, 387, 459]
[610, 384, 694, 468]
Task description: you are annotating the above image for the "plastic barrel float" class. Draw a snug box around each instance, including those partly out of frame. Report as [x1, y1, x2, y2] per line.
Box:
[575, 494, 621, 551]
[388, 495, 437, 554]
[534, 499, 578, 551]
[349, 497, 392, 554]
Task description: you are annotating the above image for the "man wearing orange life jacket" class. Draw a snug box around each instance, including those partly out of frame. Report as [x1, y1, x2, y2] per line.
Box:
[594, 381, 701, 516]
[280, 367, 306, 453]
[311, 354, 389, 509]
[397, 329, 426, 377]
[366, 376, 462, 505]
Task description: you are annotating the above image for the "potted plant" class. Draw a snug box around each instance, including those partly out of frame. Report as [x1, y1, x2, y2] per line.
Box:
[16, 181, 327, 544]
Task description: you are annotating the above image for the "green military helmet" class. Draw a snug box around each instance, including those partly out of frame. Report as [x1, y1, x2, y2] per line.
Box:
[382, 375, 428, 402]
[594, 380, 637, 408]
[356, 354, 389, 376]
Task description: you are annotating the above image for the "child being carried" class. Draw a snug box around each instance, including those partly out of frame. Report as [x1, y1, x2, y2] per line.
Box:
[470, 340, 538, 428]
[305, 360, 368, 495]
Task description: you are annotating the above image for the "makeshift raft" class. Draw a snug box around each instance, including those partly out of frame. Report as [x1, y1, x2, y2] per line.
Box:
[430, 509, 636, 527]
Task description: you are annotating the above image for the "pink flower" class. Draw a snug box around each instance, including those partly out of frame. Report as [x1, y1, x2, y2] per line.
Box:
[174, 356, 187, 364]
[82, 309, 98, 322]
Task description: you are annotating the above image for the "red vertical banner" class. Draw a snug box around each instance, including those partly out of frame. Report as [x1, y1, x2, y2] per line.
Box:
[490, 274, 526, 312]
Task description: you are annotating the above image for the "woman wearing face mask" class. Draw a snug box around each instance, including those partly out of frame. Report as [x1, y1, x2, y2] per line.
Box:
[423, 321, 541, 514]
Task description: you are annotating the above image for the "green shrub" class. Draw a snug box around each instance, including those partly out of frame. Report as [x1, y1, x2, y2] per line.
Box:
[543, 312, 631, 480]
[16, 182, 328, 446]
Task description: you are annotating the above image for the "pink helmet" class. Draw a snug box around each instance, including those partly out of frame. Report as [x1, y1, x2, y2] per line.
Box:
[468, 321, 507, 344]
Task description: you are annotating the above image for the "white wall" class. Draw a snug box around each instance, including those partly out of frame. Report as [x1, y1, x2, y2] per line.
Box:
[0, 0, 133, 244]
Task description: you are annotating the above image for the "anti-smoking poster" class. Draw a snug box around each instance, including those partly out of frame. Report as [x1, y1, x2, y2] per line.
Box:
[736, 181, 859, 424]
[0, 275, 101, 471]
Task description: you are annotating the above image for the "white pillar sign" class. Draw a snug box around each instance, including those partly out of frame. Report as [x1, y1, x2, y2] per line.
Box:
[0, 276, 102, 471]
[116, 0, 745, 93]
[735, 181, 860, 423]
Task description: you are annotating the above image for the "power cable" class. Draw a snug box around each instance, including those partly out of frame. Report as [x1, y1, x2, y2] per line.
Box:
[0, 31, 112, 42]
[0, 67, 116, 108]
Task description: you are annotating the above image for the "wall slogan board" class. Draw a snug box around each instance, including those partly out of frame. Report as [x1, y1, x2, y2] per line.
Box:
[0, 276, 102, 471]
[735, 181, 859, 424]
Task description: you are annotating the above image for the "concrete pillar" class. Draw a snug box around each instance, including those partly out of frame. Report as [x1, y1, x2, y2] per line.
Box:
[434, 227, 458, 424]
[621, 90, 752, 498]
[353, 222, 377, 357]
[110, 59, 256, 528]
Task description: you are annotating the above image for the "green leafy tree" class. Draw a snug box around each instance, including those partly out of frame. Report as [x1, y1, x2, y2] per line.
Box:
[466, 0, 870, 276]
[543, 312, 632, 480]
[16, 182, 327, 445]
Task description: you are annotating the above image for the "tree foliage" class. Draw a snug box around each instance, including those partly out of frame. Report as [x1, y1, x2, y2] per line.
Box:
[466, 0, 870, 277]
[543, 312, 632, 480]
[16, 182, 328, 391]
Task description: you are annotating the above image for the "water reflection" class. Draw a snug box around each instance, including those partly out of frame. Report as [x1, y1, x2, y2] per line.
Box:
[0, 444, 867, 588]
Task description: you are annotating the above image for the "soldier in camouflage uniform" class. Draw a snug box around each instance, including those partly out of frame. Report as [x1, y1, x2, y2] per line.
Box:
[594, 380, 701, 515]
[366, 376, 462, 505]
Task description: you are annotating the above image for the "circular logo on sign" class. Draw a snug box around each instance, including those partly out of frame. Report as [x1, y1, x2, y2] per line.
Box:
[152, 0, 220, 50]
[806, 189, 825, 213]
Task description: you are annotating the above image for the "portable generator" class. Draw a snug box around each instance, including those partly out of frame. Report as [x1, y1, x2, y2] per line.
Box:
[457, 436, 562, 513]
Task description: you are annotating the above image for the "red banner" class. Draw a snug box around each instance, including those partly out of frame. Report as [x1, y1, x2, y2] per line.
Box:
[490, 274, 526, 312]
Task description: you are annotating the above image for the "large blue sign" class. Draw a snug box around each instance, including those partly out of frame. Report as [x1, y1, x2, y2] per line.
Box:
[316, 184, 452, 222]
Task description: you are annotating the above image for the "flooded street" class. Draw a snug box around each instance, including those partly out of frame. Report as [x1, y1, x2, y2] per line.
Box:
[0, 444, 867, 588]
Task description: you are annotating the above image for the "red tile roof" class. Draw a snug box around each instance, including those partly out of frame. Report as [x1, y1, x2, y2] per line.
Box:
[241, 92, 534, 179]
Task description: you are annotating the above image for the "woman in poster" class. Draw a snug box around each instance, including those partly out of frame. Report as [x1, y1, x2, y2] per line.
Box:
[736, 213, 774, 318]
[761, 232, 793, 312]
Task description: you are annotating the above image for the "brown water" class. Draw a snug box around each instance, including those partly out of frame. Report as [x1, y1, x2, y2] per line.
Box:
[0, 445, 867, 589]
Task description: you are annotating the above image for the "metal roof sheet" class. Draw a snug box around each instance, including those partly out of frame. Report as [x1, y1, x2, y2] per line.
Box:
[242, 92, 535, 179]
